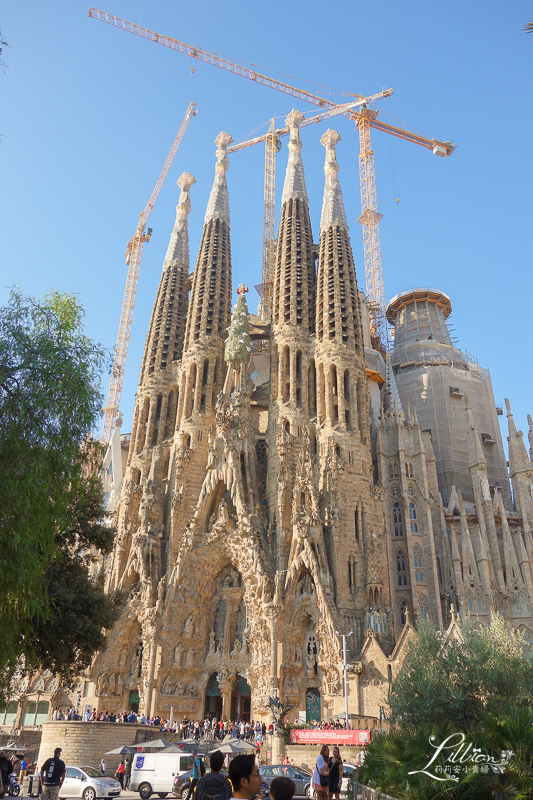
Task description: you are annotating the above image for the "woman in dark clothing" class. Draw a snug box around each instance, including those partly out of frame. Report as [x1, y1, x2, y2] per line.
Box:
[327, 747, 343, 800]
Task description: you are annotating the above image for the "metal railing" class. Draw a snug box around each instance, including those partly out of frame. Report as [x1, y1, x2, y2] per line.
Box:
[348, 781, 400, 800]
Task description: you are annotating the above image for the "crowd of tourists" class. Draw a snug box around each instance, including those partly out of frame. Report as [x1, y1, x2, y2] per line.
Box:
[51, 708, 271, 741]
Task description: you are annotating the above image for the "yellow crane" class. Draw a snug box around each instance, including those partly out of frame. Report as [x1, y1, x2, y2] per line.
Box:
[101, 101, 197, 445]
[89, 8, 455, 354]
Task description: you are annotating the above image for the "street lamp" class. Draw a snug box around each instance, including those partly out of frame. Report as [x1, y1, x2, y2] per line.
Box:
[335, 631, 353, 729]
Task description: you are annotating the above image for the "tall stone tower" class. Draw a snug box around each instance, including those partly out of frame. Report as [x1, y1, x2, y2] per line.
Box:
[76, 116, 533, 727]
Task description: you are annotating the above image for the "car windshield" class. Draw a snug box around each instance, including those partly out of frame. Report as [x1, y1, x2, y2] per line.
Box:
[80, 768, 102, 778]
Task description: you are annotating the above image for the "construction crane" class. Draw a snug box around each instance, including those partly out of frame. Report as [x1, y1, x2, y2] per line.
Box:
[101, 101, 197, 445]
[227, 94, 393, 322]
[89, 8, 456, 353]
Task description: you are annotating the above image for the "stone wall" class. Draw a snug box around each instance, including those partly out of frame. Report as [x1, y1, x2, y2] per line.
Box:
[37, 722, 153, 775]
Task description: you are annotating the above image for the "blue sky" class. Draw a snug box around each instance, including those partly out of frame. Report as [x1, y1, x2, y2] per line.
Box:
[1, 1, 532, 450]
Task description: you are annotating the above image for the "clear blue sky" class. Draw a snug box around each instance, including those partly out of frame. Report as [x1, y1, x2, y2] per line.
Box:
[1, 1, 532, 450]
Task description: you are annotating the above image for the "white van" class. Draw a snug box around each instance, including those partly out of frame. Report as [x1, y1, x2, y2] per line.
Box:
[130, 751, 195, 799]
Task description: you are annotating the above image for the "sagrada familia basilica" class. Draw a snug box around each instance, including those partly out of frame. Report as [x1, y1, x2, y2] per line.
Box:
[8, 110, 533, 729]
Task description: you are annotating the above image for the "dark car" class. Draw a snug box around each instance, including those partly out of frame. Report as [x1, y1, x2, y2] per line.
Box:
[172, 767, 228, 800]
[259, 765, 312, 798]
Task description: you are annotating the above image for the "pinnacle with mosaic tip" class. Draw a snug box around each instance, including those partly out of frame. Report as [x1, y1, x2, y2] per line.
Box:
[281, 109, 308, 205]
[162, 172, 196, 272]
[320, 128, 348, 234]
[204, 132, 233, 226]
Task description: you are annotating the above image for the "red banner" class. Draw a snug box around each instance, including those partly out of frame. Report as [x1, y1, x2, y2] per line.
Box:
[290, 729, 370, 745]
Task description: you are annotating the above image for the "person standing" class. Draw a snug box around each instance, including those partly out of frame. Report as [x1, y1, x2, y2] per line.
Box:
[194, 750, 232, 800]
[312, 745, 330, 800]
[40, 748, 66, 800]
[115, 760, 125, 788]
[327, 747, 343, 800]
[19, 757, 28, 782]
[0, 750, 13, 797]
[190, 749, 202, 796]
[100, 759, 107, 775]
[123, 759, 132, 790]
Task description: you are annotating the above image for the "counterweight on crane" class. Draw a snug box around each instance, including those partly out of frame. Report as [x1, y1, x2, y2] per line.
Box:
[101, 101, 197, 445]
[90, 7, 455, 353]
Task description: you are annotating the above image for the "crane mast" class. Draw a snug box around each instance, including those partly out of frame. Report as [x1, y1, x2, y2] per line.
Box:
[90, 7, 455, 352]
[101, 101, 197, 445]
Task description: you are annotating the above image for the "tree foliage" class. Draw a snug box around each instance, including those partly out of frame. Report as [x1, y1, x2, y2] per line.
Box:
[388, 616, 533, 730]
[359, 616, 533, 799]
[0, 289, 121, 700]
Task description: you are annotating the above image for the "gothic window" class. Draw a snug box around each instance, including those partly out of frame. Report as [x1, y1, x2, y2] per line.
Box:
[391, 486, 400, 497]
[414, 545, 424, 581]
[418, 595, 429, 620]
[393, 462, 399, 478]
[396, 549, 408, 586]
[405, 462, 413, 478]
[476, 591, 484, 612]
[408, 486, 415, 497]
[520, 592, 529, 614]
[409, 502, 418, 533]
[388, 464, 394, 479]
[399, 600, 409, 627]
[393, 501, 404, 538]
[511, 595, 519, 614]
[467, 593, 475, 613]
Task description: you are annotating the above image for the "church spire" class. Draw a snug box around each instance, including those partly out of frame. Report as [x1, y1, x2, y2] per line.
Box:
[139, 172, 195, 383]
[271, 109, 315, 333]
[183, 133, 233, 353]
[505, 398, 532, 476]
[382, 353, 403, 416]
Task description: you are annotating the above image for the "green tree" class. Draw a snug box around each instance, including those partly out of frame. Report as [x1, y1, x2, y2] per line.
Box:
[388, 615, 533, 730]
[358, 617, 533, 799]
[0, 289, 121, 700]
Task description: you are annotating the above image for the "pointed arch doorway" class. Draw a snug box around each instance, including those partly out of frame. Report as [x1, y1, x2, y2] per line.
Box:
[204, 673, 222, 719]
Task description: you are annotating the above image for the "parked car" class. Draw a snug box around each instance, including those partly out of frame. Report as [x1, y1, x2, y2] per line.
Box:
[259, 765, 312, 798]
[339, 762, 358, 794]
[172, 765, 225, 800]
[59, 766, 121, 800]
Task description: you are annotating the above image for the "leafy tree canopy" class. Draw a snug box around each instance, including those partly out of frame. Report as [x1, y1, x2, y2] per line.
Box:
[0, 289, 121, 701]
[358, 616, 533, 798]
[388, 615, 533, 731]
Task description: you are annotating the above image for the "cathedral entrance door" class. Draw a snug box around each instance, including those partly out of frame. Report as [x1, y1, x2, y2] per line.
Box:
[230, 676, 251, 722]
[205, 674, 222, 719]
[305, 688, 320, 723]
[129, 689, 140, 713]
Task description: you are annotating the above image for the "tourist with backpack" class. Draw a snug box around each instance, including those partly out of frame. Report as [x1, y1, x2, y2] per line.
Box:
[190, 749, 205, 797]
[194, 751, 232, 800]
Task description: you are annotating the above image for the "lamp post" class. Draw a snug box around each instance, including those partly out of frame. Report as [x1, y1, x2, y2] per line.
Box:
[336, 631, 352, 729]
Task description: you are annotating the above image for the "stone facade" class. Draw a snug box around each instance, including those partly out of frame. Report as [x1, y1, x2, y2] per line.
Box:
[11, 111, 533, 729]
